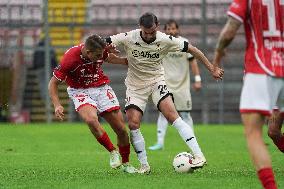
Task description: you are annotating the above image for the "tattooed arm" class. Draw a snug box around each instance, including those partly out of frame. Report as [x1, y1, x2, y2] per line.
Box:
[213, 17, 242, 67]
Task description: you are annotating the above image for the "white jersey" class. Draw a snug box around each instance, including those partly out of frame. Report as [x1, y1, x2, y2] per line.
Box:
[108, 29, 190, 87]
[163, 36, 193, 111]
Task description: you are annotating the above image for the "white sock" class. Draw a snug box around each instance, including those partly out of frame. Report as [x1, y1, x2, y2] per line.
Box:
[130, 129, 148, 165]
[157, 112, 169, 146]
[179, 111, 194, 131]
[172, 117, 203, 157]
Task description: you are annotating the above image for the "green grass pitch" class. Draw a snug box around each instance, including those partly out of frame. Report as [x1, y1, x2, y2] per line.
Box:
[0, 123, 283, 189]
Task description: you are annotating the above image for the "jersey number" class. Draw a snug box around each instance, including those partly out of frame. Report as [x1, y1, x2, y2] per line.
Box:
[262, 0, 284, 37]
[158, 85, 168, 96]
[107, 89, 114, 100]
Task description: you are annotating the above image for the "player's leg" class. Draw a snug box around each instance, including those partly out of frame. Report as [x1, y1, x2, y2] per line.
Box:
[267, 110, 284, 153]
[124, 86, 151, 174]
[179, 111, 194, 131]
[67, 87, 120, 169]
[102, 110, 129, 161]
[96, 84, 136, 172]
[240, 73, 278, 189]
[242, 113, 277, 189]
[148, 112, 168, 150]
[268, 78, 284, 153]
[102, 109, 137, 173]
[126, 107, 150, 174]
[158, 95, 206, 168]
[78, 105, 121, 168]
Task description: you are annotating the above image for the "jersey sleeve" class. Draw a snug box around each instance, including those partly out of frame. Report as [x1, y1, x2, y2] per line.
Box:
[187, 53, 194, 60]
[167, 36, 190, 53]
[53, 55, 73, 82]
[227, 0, 248, 23]
[106, 32, 129, 47]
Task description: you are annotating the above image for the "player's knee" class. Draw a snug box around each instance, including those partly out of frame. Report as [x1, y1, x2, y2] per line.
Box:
[163, 111, 179, 124]
[84, 116, 99, 127]
[128, 119, 140, 130]
[244, 127, 262, 141]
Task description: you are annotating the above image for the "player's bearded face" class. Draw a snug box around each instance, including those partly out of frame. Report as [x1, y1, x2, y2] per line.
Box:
[140, 24, 158, 43]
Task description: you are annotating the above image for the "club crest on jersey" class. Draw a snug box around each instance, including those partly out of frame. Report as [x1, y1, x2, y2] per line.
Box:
[135, 42, 141, 46]
[156, 43, 162, 51]
[132, 50, 159, 59]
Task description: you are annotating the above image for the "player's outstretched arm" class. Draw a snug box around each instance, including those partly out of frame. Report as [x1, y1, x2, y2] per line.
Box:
[187, 46, 224, 80]
[106, 53, 128, 66]
[189, 58, 202, 91]
[48, 76, 64, 121]
[213, 17, 242, 67]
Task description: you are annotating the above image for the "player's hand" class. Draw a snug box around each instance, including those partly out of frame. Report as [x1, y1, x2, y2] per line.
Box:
[106, 53, 128, 65]
[212, 49, 226, 68]
[105, 44, 120, 54]
[211, 66, 224, 80]
[193, 81, 202, 91]
[106, 53, 116, 62]
[54, 105, 64, 121]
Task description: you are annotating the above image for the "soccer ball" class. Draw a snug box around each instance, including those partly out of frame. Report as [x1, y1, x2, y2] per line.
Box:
[172, 152, 194, 173]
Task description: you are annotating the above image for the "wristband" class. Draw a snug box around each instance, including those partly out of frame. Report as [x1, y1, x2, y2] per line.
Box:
[194, 75, 201, 82]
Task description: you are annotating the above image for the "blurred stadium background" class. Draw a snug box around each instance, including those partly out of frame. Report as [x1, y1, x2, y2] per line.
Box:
[0, 0, 244, 124]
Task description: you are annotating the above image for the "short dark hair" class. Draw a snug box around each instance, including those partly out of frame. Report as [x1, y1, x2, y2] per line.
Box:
[139, 12, 158, 28]
[85, 34, 106, 51]
[164, 19, 179, 30]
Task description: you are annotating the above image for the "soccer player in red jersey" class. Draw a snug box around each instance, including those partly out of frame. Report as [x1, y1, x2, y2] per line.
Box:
[48, 34, 136, 173]
[213, 0, 283, 188]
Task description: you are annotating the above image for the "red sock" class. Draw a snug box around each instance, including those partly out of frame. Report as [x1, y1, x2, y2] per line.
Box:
[275, 135, 284, 153]
[96, 132, 116, 152]
[118, 144, 130, 163]
[257, 168, 277, 189]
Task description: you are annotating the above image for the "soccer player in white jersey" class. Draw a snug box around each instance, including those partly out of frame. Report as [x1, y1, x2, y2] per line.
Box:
[106, 12, 224, 174]
[213, 0, 283, 188]
[149, 19, 202, 151]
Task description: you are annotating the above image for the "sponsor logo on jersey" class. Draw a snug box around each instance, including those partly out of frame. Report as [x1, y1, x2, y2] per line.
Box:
[131, 50, 159, 59]
[169, 53, 183, 58]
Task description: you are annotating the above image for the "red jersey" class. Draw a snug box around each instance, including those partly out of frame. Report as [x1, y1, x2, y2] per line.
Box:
[228, 0, 284, 77]
[53, 44, 110, 88]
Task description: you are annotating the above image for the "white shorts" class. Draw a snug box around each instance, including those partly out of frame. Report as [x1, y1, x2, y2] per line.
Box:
[240, 73, 284, 116]
[67, 84, 120, 115]
[125, 80, 172, 114]
[171, 89, 192, 111]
